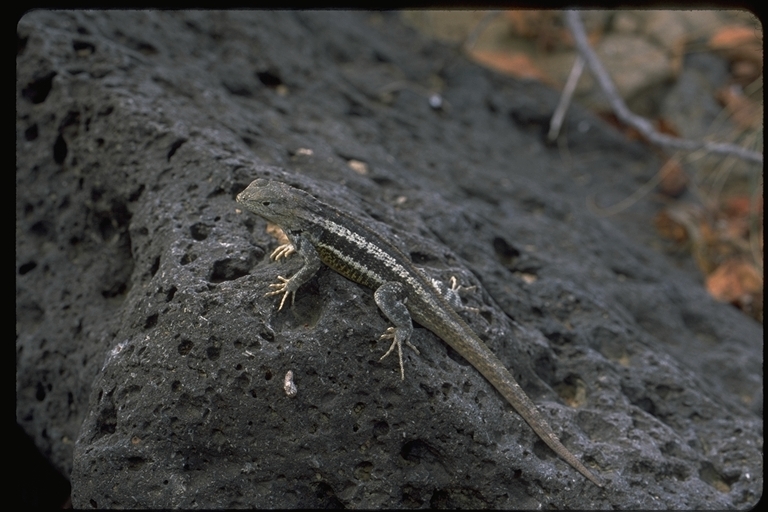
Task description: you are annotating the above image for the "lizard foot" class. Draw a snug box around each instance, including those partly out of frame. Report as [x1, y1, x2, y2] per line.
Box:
[379, 327, 420, 380]
[266, 275, 296, 311]
[447, 276, 480, 313]
[430, 275, 480, 313]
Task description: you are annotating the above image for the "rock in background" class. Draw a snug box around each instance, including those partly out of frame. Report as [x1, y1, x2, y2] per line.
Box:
[16, 11, 761, 509]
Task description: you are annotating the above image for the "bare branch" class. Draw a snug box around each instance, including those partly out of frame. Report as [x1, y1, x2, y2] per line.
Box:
[564, 10, 762, 164]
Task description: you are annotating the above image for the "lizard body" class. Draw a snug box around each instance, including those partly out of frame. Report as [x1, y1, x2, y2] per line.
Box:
[236, 178, 603, 487]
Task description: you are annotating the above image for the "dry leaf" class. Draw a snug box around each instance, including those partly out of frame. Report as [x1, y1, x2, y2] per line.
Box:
[657, 158, 688, 198]
[502, 11, 584, 52]
[654, 210, 689, 243]
[724, 195, 759, 218]
[709, 25, 763, 65]
[656, 118, 680, 137]
[722, 195, 761, 240]
[598, 113, 643, 140]
[709, 24, 763, 81]
[731, 59, 761, 83]
[503, 10, 535, 36]
[716, 85, 763, 130]
[706, 259, 763, 305]
[469, 50, 553, 83]
[503, 11, 560, 40]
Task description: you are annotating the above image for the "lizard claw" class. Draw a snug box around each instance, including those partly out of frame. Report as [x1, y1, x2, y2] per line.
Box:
[266, 275, 295, 311]
[449, 275, 476, 294]
[270, 243, 296, 261]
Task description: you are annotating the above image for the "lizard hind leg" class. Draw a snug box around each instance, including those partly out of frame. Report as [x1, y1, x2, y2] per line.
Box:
[379, 327, 420, 380]
[374, 282, 418, 380]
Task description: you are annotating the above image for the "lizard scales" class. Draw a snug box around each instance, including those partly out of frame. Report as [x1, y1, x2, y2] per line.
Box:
[237, 178, 603, 487]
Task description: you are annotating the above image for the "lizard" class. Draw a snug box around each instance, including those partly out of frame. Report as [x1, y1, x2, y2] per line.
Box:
[236, 178, 604, 487]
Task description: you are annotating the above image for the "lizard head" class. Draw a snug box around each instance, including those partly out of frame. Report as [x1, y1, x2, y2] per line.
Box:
[237, 178, 318, 227]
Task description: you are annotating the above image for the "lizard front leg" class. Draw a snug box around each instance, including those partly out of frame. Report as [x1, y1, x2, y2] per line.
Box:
[266, 233, 321, 310]
[374, 282, 420, 380]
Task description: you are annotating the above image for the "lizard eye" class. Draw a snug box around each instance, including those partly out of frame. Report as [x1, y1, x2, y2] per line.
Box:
[262, 201, 270, 206]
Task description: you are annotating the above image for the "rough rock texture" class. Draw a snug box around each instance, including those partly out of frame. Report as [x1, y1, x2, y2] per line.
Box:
[16, 11, 762, 509]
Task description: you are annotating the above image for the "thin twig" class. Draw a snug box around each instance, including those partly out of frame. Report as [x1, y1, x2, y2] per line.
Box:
[463, 11, 501, 52]
[548, 55, 585, 141]
[564, 10, 762, 164]
[587, 157, 678, 217]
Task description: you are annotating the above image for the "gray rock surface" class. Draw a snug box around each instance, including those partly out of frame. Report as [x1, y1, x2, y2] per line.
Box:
[16, 10, 762, 509]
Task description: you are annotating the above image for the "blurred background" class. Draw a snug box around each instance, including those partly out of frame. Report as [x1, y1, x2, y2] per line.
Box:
[402, 10, 763, 322]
